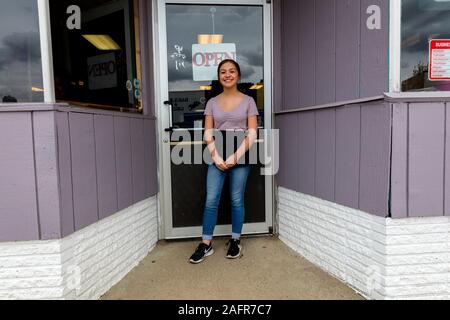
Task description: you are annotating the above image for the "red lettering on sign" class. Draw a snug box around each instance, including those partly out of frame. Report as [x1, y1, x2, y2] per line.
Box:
[192, 52, 237, 67]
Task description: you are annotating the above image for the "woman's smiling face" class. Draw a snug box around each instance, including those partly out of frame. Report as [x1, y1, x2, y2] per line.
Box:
[219, 62, 240, 89]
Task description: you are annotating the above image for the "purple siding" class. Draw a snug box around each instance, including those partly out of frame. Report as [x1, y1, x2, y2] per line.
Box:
[282, 0, 300, 109]
[0, 113, 39, 241]
[274, 0, 391, 217]
[391, 104, 408, 219]
[336, 0, 360, 101]
[114, 117, 134, 211]
[335, 105, 361, 208]
[273, 0, 283, 112]
[0, 106, 158, 242]
[315, 0, 336, 105]
[94, 115, 118, 220]
[409, 103, 445, 217]
[131, 118, 147, 203]
[390, 101, 450, 218]
[276, 100, 391, 217]
[315, 109, 336, 200]
[70, 113, 99, 230]
[275, 0, 389, 110]
[358, 102, 391, 216]
[299, 0, 316, 107]
[276, 114, 299, 191]
[360, 0, 389, 97]
[56, 112, 75, 237]
[298, 112, 316, 195]
[33, 112, 62, 239]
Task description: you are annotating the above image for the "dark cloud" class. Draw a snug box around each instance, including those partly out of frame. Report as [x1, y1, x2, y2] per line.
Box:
[239, 48, 264, 67]
[240, 64, 257, 79]
[0, 31, 41, 70]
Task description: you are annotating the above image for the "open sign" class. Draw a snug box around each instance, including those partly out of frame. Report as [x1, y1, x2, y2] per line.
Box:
[87, 53, 117, 90]
[192, 43, 237, 81]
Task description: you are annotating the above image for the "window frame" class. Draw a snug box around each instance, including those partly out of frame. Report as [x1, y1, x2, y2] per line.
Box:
[389, 0, 402, 93]
[37, 0, 56, 103]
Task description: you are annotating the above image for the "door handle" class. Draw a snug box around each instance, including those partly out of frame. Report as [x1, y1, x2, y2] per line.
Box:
[164, 126, 179, 133]
[164, 100, 176, 133]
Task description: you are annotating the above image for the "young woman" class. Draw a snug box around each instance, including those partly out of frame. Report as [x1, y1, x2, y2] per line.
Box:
[189, 59, 259, 264]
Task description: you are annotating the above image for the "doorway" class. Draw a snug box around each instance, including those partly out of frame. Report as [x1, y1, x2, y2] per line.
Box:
[153, 0, 273, 239]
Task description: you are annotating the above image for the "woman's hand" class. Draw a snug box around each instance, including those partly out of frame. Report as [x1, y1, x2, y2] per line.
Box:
[213, 155, 228, 171]
[225, 154, 238, 169]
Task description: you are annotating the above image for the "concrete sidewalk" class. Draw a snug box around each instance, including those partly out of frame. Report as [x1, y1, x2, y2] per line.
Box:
[102, 236, 363, 300]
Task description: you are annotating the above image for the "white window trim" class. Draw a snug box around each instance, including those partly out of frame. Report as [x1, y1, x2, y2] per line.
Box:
[37, 0, 56, 103]
[389, 0, 402, 93]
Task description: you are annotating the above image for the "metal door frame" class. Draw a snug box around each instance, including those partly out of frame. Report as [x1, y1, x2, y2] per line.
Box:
[152, 0, 274, 239]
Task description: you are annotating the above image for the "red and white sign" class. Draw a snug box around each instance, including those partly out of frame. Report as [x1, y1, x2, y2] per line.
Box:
[429, 39, 450, 81]
[192, 43, 237, 81]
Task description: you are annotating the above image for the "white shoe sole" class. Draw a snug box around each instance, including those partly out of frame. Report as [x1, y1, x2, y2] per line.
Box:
[189, 248, 214, 264]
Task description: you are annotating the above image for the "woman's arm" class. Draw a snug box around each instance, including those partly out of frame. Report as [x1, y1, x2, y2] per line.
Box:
[204, 115, 227, 171]
[226, 116, 258, 167]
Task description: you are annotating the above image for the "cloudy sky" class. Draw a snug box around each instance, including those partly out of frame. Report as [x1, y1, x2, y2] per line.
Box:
[166, 4, 264, 92]
[0, 0, 43, 102]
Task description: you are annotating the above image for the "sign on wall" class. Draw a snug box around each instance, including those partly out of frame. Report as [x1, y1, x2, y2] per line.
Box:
[87, 53, 117, 90]
[429, 39, 450, 81]
[192, 43, 237, 81]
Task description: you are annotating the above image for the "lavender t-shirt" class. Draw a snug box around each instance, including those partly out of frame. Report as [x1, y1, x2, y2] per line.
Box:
[204, 95, 260, 130]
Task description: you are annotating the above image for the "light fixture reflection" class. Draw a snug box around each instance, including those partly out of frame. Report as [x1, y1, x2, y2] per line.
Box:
[250, 84, 264, 90]
[82, 35, 122, 51]
[197, 34, 224, 44]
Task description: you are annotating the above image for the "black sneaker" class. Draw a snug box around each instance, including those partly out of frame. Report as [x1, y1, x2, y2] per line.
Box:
[226, 239, 242, 259]
[189, 243, 214, 264]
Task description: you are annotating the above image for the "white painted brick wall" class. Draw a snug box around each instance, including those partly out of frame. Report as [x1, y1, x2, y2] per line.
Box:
[0, 195, 158, 300]
[277, 187, 450, 300]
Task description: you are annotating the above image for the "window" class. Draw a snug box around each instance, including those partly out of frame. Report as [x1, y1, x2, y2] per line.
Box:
[0, 0, 43, 103]
[165, 4, 265, 129]
[49, 0, 142, 111]
[401, 0, 450, 91]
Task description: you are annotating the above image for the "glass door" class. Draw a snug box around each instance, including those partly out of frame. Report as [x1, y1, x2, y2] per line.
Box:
[155, 0, 273, 239]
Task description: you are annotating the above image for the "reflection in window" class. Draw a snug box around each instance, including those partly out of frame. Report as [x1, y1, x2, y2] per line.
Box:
[50, 0, 142, 111]
[401, 0, 450, 91]
[166, 5, 264, 128]
[0, 0, 43, 103]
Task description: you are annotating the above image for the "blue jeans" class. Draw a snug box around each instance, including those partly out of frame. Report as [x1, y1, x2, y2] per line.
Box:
[202, 164, 252, 241]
